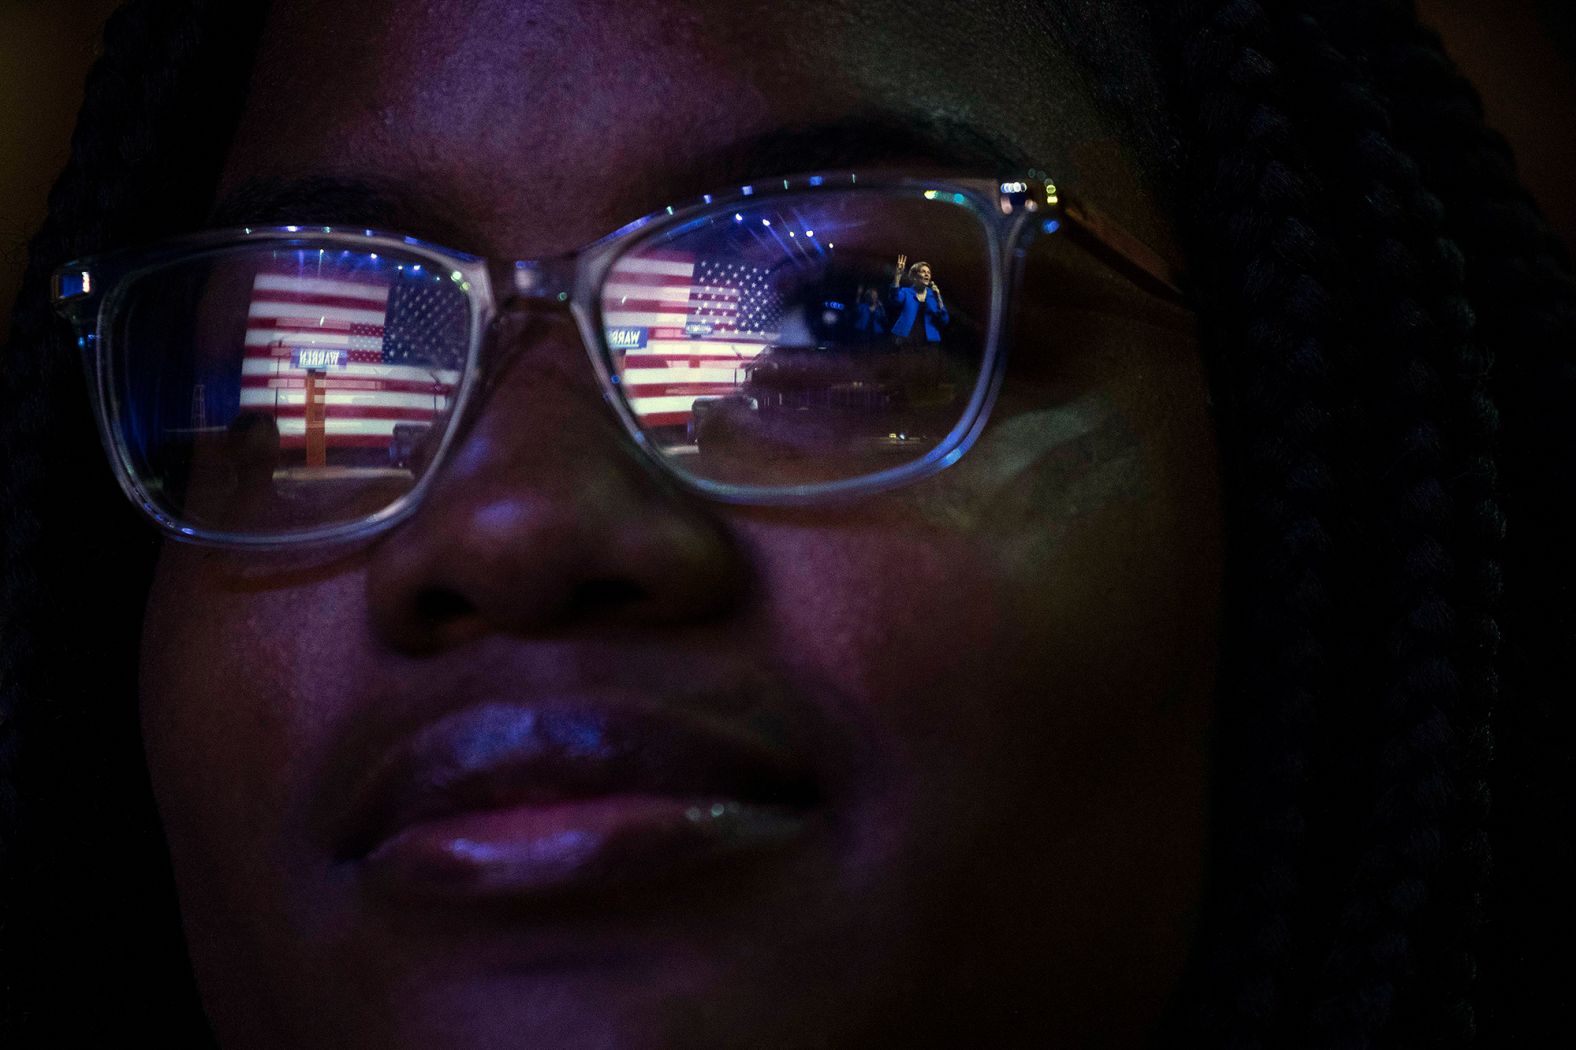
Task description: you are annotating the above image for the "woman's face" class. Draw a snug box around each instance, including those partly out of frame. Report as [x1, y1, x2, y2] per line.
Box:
[914, 264, 933, 287]
[139, 2, 1222, 1047]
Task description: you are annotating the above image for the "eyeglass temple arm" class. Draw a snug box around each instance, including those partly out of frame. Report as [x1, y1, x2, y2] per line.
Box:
[1058, 196, 1188, 307]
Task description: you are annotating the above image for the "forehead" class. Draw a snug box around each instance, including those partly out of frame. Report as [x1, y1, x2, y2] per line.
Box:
[221, 0, 1155, 255]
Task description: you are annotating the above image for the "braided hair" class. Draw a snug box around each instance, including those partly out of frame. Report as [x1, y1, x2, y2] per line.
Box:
[2, 1, 1569, 1045]
[0, 3, 266, 1044]
[1156, 1, 1572, 1045]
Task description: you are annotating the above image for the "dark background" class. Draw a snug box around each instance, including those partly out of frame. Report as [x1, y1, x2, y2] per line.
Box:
[3, 0, 1573, 320]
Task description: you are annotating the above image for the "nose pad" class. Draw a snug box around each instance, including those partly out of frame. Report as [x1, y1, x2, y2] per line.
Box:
[366, 307, 748, 652]
[472, 301, 579, 402]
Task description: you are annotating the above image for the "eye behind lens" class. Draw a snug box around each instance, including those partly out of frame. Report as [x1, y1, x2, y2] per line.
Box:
[601, 189, 995, 492]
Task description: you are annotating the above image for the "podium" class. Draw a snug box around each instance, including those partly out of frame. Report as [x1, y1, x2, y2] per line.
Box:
[304, 368, 327, 468]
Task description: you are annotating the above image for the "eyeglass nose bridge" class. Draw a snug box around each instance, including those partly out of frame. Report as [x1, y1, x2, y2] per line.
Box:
[505, 257, 577, 309]
[476, 253, 595, 395]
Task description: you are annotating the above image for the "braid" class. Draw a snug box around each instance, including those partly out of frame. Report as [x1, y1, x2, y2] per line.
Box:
[1155, 2, 1356, 1043]
[1362, 13, 1576, 1045]
[0, 1, 267, 1042]
[1146, 2, 1550, 1045]
[1266, 8, 1503, 1046]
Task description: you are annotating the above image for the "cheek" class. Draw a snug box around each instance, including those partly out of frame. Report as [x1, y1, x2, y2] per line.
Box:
[738, 386, 1217, 816]
[139, 554, 367, 916]
[742, 400, 1167, 682]
[743, 524, 1007, 709]
[729, 408, 1141, 780]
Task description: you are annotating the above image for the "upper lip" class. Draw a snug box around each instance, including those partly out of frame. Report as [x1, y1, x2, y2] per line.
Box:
[332, 699, 822, 862]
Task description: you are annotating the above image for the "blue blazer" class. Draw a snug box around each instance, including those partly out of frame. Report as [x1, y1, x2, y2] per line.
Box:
[854, 301, 888, 335]
[888, 286, 949, 341]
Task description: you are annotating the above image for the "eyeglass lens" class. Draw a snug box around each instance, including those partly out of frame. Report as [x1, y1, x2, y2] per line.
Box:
[110, 245, 471, 535]
[602, 191, 992, 489]
[105, 190, 993, 538]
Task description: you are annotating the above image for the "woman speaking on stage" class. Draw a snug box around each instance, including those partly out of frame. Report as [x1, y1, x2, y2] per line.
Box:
[888, 254, 948, 346]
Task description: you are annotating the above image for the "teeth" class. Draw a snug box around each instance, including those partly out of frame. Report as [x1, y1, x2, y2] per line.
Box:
[684, 801, 741, 823]
[681, 801, 805, 844]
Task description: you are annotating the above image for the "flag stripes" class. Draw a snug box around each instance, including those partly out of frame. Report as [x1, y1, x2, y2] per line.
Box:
[603, 251, 780, 431]
[241, 265, 461, 452]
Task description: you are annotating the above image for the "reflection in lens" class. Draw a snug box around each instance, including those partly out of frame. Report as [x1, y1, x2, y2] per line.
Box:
[113, 244, 471, 536]
[601, 190, 992, 489]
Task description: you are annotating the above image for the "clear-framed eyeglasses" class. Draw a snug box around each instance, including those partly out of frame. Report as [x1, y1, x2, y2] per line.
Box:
[53, 171, 1183, 550]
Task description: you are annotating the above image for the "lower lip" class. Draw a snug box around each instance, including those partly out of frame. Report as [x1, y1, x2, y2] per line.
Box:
[357, 796, 808, 902]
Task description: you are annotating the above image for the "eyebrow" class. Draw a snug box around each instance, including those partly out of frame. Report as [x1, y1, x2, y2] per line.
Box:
[210, 176, 461, 243]
[210, 113, 1042, 244]
[654, 114, 1038, 201]
[207, 118, 1182, 309]
[716, 121, 1185, 305]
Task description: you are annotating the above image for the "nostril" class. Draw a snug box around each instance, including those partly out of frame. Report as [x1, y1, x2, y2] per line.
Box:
[414, 587, 475, 627]
[415, 579, 651, 633]
[565, 578, 648, 620]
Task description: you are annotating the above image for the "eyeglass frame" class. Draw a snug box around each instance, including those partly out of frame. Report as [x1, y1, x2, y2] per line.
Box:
[52, 170, 1185, 551]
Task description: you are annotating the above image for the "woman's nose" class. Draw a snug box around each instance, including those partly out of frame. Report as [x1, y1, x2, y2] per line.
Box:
[365, 312, 750, 652]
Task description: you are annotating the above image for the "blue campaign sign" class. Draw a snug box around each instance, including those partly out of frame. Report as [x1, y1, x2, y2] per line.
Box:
[684, 321, 714, 337]
[291, 347, 349, 370]
[606, 327, 649, 350]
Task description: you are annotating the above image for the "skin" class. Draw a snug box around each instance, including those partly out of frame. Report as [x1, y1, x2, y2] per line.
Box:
[138, 1, 1223, 1047]
[892, 254, 933, 293]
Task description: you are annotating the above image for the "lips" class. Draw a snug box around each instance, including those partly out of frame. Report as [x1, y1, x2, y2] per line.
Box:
[334, 701, 821, 902]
